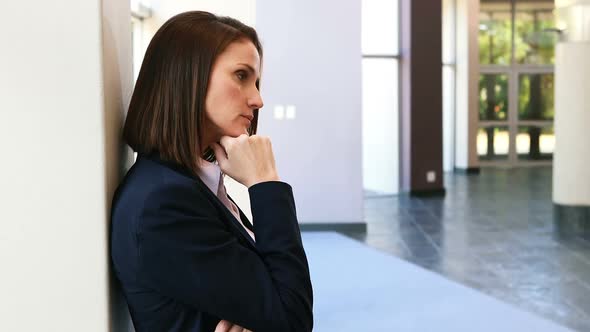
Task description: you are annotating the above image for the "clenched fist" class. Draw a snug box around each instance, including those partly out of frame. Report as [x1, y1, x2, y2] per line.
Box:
[214, 319, 253, 332]
[210, 134, 280, 188]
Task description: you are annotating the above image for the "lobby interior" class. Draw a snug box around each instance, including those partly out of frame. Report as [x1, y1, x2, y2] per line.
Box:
[1, 0, 589, 331]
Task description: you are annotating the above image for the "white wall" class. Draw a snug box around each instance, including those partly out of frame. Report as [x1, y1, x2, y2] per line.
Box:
[0, 0, 132, 330]
[256, 0, 364, 223]
[103, 0, 136, 330]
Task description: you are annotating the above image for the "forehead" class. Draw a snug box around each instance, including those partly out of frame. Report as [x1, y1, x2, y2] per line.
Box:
[215, 40, 260, 71]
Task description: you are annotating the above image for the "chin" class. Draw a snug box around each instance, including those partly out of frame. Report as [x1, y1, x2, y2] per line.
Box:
[224, 127, 249, 138]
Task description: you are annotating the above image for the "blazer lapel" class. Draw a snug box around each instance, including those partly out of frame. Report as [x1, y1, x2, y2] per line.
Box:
[193, 175, 257, 249]
[227, 194, 254, 232]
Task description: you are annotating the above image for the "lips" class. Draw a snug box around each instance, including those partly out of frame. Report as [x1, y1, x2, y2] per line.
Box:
[241, 115, 254, 121]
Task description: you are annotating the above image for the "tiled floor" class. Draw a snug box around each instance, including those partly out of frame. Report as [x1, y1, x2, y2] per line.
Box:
[345, 167, 590, 332]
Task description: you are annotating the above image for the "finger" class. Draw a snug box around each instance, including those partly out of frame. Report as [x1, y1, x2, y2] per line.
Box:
[214, 320, 232, 332]
[219, 135, 235, 150]
[228, 324, 244, 332]
[210, 142, 228, 163]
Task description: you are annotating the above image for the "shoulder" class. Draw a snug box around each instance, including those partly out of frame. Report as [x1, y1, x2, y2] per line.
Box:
[112, 155, 213, 220]
[132, 155, 196, 188]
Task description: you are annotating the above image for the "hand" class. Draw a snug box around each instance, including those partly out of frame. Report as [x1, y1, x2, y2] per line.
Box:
[210, 134, 280, 188]
[214, 319, 253, 332]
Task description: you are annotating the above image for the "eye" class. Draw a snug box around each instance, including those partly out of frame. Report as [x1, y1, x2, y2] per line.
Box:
[236, 70, 248, 81]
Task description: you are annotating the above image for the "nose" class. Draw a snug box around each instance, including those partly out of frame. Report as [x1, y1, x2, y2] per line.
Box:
[248, 89, 264, 109]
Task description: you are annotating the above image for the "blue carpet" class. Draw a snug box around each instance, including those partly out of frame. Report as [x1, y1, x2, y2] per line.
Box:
[301, 232, 574, 332]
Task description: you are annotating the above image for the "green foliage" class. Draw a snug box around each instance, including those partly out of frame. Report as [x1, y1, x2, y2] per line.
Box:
[479, 14, 512, 65]
[515, 14, 556, 64]
[479, 9, 556, 65]
[479, 74, 509, 120]
[518, 74, 554, 120]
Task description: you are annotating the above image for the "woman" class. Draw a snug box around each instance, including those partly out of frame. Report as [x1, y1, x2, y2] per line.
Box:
[110, 11, 313, 332]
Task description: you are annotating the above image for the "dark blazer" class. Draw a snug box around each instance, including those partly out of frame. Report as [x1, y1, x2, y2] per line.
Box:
[110, 153, 313, 332]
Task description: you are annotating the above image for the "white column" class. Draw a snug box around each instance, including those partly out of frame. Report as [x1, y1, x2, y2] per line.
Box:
[442, 0, 456, 172]
[553, 0, 590, 216]
[0, 0, 133, 330]
[454, 0, 479, 170]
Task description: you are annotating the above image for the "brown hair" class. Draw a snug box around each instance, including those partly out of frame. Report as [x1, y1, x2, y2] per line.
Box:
[123, 11, 262, 172]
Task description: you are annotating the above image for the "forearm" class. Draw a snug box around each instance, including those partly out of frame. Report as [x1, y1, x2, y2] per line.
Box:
[248, 181, 314, 332]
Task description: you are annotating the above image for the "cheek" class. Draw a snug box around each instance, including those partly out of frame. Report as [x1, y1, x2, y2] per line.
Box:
[205, 83, 243, 125]
[225, 84, 242, 102]
[220, 85, 242, 120]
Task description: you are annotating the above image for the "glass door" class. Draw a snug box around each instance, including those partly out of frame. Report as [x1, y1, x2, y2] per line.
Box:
[478, 0, 557, 166]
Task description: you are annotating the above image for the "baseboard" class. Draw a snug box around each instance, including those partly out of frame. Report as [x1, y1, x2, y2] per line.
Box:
[299, 222, 367, 233]
[454, 167, 481, 175]
[409, 188, 446, 197]
[554, 203, 590, 238]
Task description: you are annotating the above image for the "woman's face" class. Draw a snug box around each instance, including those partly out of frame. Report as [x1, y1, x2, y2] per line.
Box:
[203, 40, 263, 147]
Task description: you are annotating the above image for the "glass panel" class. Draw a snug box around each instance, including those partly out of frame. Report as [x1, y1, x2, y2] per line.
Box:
[479, 0, 512, 65]
[477, 126, 510, 161]
[479, 74, 509, 121]
[515, 0, 557, 64]
[518, 73, 554, 120]
[362, 58, 399, 194]
[517, 126, 554, 160]
[362, 0, 399, 55]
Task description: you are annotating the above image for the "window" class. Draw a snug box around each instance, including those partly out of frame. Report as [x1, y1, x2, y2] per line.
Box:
[362, 0, 400, 195]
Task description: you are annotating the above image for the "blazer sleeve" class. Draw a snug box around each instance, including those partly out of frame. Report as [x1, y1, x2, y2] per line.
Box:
[137, 180, 313, 332]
